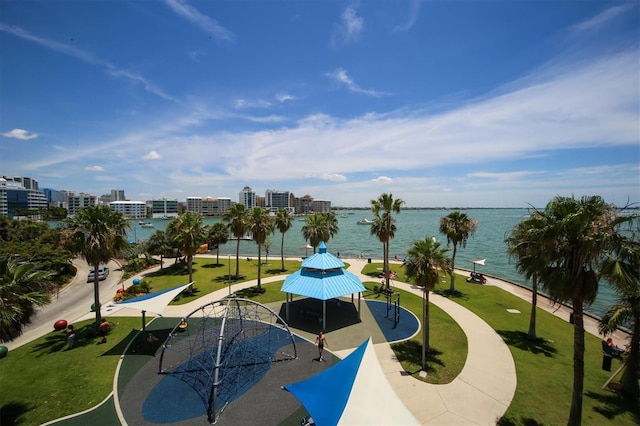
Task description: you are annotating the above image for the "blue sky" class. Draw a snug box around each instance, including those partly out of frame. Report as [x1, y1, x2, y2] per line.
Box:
[1, 0, 638, 208]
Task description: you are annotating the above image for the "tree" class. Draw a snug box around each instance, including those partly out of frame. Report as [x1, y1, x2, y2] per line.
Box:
[371, 193, 404, 291]
[275, 208, 293, 271]
[207, 222, 229, 265]
[63, 205, 129, 326]
[247, 207, 274, 291]
[166, 212, 207, 289]
[598, 218, 640, 400]
[532, 195, 625, 425]
[301, 212, 339, 253]
[505, 211, 547, 341]
[0, 258, 54, 342]
[223, 203, 249, 279]
[404, 236, 451, 371]
[146, 230, 172, 271]
[439, 211, 478, 292]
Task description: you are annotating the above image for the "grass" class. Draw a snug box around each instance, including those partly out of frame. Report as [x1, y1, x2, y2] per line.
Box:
[2, 259, 637, 425]
[0, 317, 142, 426]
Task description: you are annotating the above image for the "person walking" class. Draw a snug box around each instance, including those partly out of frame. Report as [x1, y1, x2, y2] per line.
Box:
[99, 319, 111, 343]
[315, 331, 328, 361]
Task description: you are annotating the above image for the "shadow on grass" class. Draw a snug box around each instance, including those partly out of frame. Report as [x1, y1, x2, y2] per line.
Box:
[586, 389, 640, 421]
[235, 286, 266, 298]
[32, 323, 99, 356]
[0, 401, 33, 425]
[497, 416, 544, 426]
[434, 289, 468, 300]
[201, 263, 224, 269]
[213, 275, 245, 283]
[391, 340, 445, 374]
[497, 330, 557, 357]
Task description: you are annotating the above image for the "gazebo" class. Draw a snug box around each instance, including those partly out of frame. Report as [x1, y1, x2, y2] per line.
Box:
[281, 242, 365, 331]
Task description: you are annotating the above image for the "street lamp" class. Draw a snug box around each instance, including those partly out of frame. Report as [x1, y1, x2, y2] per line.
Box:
[228, 254, 231, 296]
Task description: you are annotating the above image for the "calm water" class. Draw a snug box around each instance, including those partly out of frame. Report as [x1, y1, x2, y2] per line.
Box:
[123, 208, 617, 318]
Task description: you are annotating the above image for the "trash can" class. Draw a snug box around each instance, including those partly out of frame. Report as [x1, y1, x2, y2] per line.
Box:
[602, 354, 612, 371]
[368, 258, 372, 263]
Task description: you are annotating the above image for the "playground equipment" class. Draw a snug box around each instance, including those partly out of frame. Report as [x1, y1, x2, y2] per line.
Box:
[383, 288, 401, 329]
[158, 297, 297, 424]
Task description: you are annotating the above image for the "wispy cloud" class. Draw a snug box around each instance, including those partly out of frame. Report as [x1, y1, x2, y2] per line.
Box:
[570, 4, 634, 34]
[85, 165, 105, 172]
[332, 2, 363, 45]
[234, 98, 272, 110]
[2, 128, 38, 140]
[393, 0, 421, 32]
[320, 173, 347, 182]
[143, 150, 162, 160]
[276, 93, 296, 103]
[372, 176, 393, 183]
[0, 24, 176, 103]
[164, 0, 234, 42]
[326, 68, 389, 97]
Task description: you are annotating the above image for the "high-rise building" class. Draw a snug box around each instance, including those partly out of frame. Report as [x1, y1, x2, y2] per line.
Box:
[0, 178, 48, 217]
[239, 186, 256, 209]
[66, 192, 98, 216]
[111, 189, 126, 201]
[2, 176, 39, 190]
[109, 201, 146, 219]
[265, 189, 293, 213]
[151, 198, 178, 219]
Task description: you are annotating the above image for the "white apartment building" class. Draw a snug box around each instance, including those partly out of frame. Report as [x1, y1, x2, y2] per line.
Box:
[239, 186, 256, 209]
[109, 201, 146, 219]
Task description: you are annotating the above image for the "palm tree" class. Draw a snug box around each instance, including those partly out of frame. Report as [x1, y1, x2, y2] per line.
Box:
[533, 195, 624, 425]
[439, 211, 478, 292]
[598, 220, 640, 400]
[301, 212, 339, 253]
[146, 230, 172, 271]
[223, 203, 249, 279]
[371, 193, 404, 291]
[166, 212, 206, 289]
[247, 207, 274, 291]
[505, 211, 548, 341]
[0, 258, 54, 342]
[275, 208, 293, 271]
[404, 236, 451, 371]
[63, 205, 128, 326]
[207, 222, 229, 265]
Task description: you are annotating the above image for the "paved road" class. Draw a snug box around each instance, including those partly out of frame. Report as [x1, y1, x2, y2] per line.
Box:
[4, 258, 124, 351]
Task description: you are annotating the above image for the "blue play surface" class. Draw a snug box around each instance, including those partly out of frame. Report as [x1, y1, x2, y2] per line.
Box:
[364, 299, 420, 342]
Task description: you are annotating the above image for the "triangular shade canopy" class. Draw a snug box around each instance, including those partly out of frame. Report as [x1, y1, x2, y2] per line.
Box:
[284, 338, 419, 426]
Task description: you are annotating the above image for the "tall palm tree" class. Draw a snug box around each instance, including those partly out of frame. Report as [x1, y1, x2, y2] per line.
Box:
[146, 230, 172, 271]
[223, 203, 249, 279]
[247, 207, 274, 291]
[207, 222, 229, 265]
[0, 258, 54, 342]
[533, 195, 624, 425]
[404, 236, 451, 371]
[439, 211, 478, 292]
[63, 205, 128, 326]
[505, 211, 548, 341]
[166, 212, 206, 289]
[301, 212, 339, 253]
[275, 208, 293, 271]
[598, 220, 640, 399]
[371, 193, 404, 291]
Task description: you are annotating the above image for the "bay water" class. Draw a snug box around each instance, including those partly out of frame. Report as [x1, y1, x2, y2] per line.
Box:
[125, 208, 617, 318]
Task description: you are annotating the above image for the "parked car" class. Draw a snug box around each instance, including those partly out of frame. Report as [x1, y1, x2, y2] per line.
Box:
[87, 266, 109, 282]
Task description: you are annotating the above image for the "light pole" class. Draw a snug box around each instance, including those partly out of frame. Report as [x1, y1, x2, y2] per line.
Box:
[228, 254, 231, 295]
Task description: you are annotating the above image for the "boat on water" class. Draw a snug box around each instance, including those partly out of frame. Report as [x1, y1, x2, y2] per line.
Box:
[139, 221, 155, 228]
[357, 218, 374, 225]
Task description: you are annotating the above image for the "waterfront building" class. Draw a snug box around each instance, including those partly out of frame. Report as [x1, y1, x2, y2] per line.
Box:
[42, 188, 66, 208]
[312, 198, 332, 213]
[110, 201, 146, 219]
[65, 191, 97, 216]
[294, 194, 314, 214]
[186, 197, 203, 215]
[2, 176, 39, 190]
[265, 189, 294, 213]
[151, 198, 178, 219]
[0, 178, 47, 217]
[239, 186, 256, 209]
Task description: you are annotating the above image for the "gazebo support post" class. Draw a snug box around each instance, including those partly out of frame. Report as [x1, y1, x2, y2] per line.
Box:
[323, 300, 326, 331]
[286, 293, 290, 322]
[358, 293, 361, 321]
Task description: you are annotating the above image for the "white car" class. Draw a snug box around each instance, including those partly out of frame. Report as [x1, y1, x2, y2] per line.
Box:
[87, 266, 109, 282]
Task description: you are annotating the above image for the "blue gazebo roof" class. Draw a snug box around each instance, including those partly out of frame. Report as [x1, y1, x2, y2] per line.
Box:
[281, 242, 364, 300]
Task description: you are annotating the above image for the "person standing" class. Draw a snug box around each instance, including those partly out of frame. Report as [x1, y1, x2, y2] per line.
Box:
[99, 319, 111, 343]
[66, 324, 76, 349]
[315, 331, 328, 361]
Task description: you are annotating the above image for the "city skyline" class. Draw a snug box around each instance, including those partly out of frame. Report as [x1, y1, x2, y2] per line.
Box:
[1, 1, 638, 208]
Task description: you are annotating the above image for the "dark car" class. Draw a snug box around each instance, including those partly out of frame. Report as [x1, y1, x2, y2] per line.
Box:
[87, 266, 109, 282]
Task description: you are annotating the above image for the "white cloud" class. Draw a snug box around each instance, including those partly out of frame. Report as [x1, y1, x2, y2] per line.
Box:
[2, 128, 38, 140]
[234, 98, 272, 110]
[320, 173, 347, 182]
[393, 0, 421, 32]
[276, 93, 296, 103]
[85, 165, 105, 172]
[332, 3, 363, 45]
[372, 176, 393, 183]
[143, 150, 162, 160]
[164, 0, 234, 42]
[326, 68, 389, 97]
[570, 4, 634, 34]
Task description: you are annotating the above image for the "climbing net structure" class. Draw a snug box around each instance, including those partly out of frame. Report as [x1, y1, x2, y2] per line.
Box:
[158, 297, 297, 424]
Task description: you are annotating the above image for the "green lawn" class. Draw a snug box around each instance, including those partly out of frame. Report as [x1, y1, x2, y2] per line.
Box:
[1, 260, 637, 426]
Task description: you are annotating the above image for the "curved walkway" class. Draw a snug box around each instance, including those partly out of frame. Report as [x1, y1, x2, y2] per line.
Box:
[343, 260, 517, 425]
